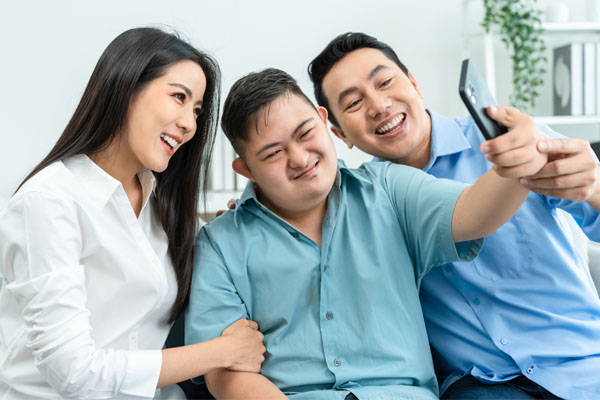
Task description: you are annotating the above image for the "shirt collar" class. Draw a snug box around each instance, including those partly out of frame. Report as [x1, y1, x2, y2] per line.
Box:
[63, 154, 156, 209]
[424, 110, 472, 171]
[233, 159, 362, 222]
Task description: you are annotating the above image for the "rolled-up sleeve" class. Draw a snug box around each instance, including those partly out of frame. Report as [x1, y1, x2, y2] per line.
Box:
[380, 163, 483, 279]
[2, 192, 161, 398]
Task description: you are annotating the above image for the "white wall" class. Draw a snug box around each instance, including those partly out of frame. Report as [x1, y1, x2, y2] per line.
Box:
[0, 0, 591, 207]
[0, 0, 475, 207]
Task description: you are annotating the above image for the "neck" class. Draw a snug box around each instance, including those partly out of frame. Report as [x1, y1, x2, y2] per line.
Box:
[89, 140, 141, 193]
[258, 191, 328, 247]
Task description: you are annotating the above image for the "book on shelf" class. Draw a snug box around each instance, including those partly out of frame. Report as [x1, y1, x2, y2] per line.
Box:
[584, 42, 596, 116]
[553, 42, 583, 116]
[597, 42, 600, 116]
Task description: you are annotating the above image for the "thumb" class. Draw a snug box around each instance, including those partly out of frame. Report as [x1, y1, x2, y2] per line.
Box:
[486, 105, 520, 129]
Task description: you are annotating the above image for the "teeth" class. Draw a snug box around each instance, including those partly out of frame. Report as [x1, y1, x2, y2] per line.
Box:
[376, 114, 406, 134]
[160, 134, 178, 149]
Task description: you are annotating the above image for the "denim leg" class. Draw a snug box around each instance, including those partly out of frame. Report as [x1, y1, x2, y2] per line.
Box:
[443, 375, 535, 400]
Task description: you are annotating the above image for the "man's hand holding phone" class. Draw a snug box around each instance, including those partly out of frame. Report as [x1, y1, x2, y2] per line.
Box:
[480, 105, 549, 179]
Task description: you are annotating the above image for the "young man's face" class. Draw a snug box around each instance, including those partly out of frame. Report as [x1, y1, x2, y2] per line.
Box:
[233, 93, 338, 218]
[321, 48, 432, 168]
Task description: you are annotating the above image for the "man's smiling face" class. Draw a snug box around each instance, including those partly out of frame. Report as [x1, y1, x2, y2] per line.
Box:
[322, 48, 432, 168]
[234, 92, 338, 218]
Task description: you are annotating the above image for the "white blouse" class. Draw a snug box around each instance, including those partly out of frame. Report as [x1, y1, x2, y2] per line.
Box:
[0, 155, 178, 399]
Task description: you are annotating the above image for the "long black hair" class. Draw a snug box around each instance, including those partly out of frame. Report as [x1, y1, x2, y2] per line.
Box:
[18, 27, 220, 323]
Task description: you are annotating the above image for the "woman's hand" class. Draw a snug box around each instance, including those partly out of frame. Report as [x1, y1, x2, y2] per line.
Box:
[220, 319, 266, 373]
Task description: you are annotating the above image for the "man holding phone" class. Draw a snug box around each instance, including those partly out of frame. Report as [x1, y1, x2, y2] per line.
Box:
[308, 32, 600, 399]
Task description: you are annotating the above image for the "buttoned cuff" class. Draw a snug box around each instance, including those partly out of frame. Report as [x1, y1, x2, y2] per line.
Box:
[122, 350, 162, 398]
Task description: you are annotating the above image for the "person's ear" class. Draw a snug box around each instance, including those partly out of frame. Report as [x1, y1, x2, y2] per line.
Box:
[317, 106, 329, 125]
[330, 125, 354, 149]
[232, 157, 256, 182]
[408, 71, 424, 99]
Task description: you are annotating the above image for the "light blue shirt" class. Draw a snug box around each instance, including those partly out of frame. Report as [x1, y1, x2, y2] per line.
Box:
[419, 111, 600, 399]
[186, 161, 482, 400]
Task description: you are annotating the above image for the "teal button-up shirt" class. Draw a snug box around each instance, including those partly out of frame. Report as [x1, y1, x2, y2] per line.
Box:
[185, 160, 482, 400]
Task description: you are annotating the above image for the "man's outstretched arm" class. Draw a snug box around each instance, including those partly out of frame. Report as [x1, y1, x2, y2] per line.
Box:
[452, 106, 546, 242]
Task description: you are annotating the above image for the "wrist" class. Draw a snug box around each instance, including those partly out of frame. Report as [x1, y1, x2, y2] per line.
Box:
[586, 176, 600, 208]
[212, 336, 234, 369]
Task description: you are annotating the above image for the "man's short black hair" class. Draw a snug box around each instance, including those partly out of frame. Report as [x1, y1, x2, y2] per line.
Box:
[308, 32, 409, 127]
[222, 68, 315, 157]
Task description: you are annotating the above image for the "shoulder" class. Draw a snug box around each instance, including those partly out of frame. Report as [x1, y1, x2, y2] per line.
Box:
[7, 161, 77, 212]
[16, 161, 77, 200]
[350, 160, 419, 183]
[195, 207, 247, 248]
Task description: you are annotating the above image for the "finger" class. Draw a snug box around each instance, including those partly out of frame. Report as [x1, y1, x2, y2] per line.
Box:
[538, 137, 590, 155]
[486, 146, 533, 168]
[521, 171, 596, 191]
[526, 186, 594, 202]
[227, 198, 236, 209]
[486, 105, 522, 128]
[245, 320, 259, 329]
[493, 163, 542, 180]
[527, 154, 597, 179]
[216, 209, 225, 217]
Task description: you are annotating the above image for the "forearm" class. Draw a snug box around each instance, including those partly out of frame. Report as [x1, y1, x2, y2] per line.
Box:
[452, 168, 529, 242]
[205, 369, 287, 400]
[158, 337, 229, 388]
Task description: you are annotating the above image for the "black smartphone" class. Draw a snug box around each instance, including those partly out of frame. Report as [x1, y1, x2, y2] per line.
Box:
[458, 59, 508, 140]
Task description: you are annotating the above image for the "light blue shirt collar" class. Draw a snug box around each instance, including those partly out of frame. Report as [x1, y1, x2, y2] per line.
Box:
[234, 160, 370, 223]
[423, 110, 472, 171]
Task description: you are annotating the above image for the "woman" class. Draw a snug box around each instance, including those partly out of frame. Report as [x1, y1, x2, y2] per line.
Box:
[0, 27, 264, 399]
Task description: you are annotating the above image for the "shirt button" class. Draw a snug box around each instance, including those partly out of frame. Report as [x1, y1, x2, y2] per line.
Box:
[444, 266, 451, 273]
[473, 298, 481, 306]
[290, 231, 299, 238]
[333, 359, 341, 367]
[526, 366, 534, 374]
[323, 265, 327, 272]
[152, 258, 158, 265]
[500, 338, 507, 345]
[326, 312, 334, 320]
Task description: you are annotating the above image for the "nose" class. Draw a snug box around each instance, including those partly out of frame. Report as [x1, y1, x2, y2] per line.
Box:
[367, 95, 392, 120]
[287, 144, 309, 170]
[176, 106, 197, 136]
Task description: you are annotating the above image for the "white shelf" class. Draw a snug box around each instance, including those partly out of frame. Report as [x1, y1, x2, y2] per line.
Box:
[543, 22, 600, 32]
[534, 115, 600, 125]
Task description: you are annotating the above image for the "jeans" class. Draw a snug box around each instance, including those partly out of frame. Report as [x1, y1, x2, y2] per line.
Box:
[442, 375, 562, 400]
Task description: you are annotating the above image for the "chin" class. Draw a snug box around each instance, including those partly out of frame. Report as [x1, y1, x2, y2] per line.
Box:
[145, 159, 170, 173]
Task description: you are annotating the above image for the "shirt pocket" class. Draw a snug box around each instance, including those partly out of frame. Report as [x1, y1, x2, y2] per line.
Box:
[472, 207, 535, 281]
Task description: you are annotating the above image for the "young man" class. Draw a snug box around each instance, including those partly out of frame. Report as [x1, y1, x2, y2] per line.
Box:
[185, 68, 544, 400]
[308, 32, 600, 399]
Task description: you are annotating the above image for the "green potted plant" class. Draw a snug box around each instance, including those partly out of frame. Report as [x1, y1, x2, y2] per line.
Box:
[482, 0, 547, 112]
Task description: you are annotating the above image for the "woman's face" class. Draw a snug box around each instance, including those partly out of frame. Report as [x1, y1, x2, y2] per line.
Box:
[124, 60, 207, 173]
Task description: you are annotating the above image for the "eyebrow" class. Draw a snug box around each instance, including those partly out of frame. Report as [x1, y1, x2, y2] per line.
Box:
[256, 117, 314, 157]
[168, 83, 203, 106]
[336, 64, 391, 107]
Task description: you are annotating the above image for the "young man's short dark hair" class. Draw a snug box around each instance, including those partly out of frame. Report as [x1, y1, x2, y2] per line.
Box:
[221, 68, 315, 157]
[308, 32, 409, 127]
